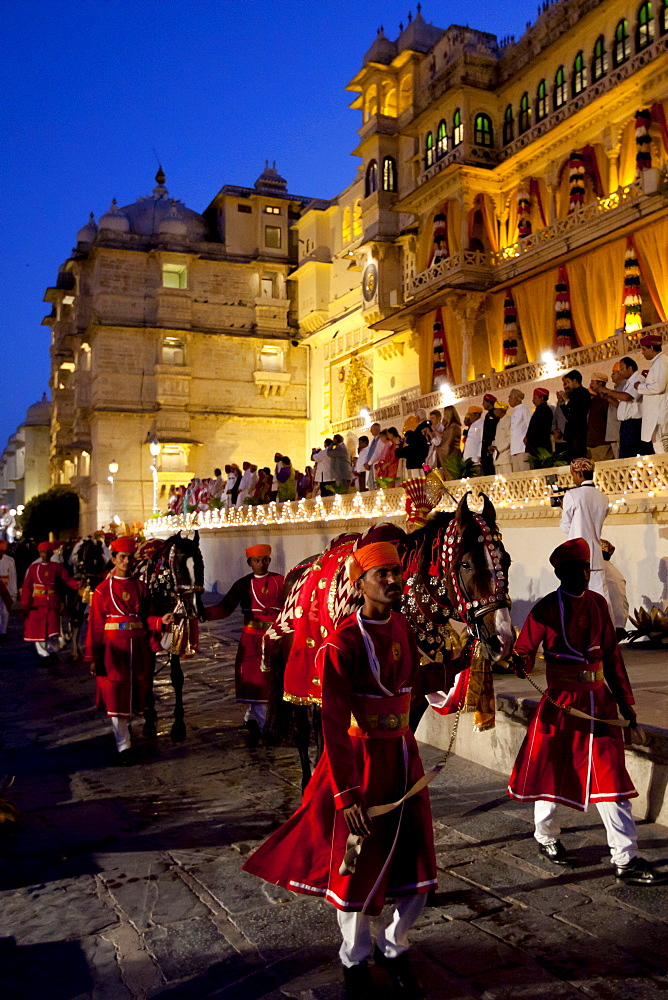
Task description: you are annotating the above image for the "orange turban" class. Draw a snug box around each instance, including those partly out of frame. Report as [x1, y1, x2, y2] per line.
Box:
[246, 544, 271, 558]
[549, 537, 590, 568]
[110, 537, 137, 555]
[348, 541, 401, 583]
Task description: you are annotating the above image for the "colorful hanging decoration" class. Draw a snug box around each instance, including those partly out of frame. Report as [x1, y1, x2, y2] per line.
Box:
[635, 109, 653, 174]
[555, 267, 577, 354]
[430, 205, 449, 265]
[502, 289, 518, 369]
[432, 307, 451, 386]
[623, 237, 643, 333]
[517, 186, 532, 238]
[568, 151, 586, 212]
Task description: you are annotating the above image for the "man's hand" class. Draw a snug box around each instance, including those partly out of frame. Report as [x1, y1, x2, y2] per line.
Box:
[618, 703, 637, 728]
[162, 612, 175, 627]
[343, 802, 372, 838]
[510, 653, 527, 678]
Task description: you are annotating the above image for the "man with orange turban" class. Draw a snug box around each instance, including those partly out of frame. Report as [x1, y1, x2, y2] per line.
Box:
[206, 543, 284, 743]
[508, 538, 665, 885]
[85, 536, 174, 762]
[243, 541, 445, 997]
[21, 541, 79, 659]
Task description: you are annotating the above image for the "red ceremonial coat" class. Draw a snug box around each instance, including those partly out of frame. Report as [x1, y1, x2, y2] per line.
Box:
[243, 610, 441, 915]
[508, 587, 637, 811]
[208, 572, 284, 703]
[84, 574, 164, 717]
[21, 560, 79, 642]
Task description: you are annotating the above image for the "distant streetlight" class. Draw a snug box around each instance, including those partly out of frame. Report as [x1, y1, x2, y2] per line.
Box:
[149, 438, 161, 514]
[108, 461, 119, 520]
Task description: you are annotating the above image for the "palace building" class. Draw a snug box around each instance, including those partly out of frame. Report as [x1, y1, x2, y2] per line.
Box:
[42, 0, 668, 531]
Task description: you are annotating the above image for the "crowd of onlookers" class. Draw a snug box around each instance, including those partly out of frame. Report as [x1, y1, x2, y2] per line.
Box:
[161, 340, 668, 511]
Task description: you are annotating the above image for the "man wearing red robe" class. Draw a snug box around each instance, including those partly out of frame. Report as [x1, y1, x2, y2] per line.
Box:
[243, 541, 442, 998]
[509, 537, 665, 885]
[21, 541, 79, 659]
[85, 537, 173, 761]
[206, 543, 284, 742]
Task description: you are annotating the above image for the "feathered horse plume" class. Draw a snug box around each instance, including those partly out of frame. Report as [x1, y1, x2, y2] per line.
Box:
[402, 471, 449, 531]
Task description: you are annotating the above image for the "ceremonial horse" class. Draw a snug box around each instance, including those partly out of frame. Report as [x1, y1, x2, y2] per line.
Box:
[265, 489, 514, 788]
[134, 531, 205, 742]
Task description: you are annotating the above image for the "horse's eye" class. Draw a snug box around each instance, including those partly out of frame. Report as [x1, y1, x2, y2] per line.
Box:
[461, 561, 471, 570]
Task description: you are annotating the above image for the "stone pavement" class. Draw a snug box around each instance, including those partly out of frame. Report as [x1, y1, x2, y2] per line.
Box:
[2, 608, 668, 1000]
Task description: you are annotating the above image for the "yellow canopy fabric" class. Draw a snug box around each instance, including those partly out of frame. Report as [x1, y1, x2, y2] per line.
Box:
[484, 291, 506, 372]
[634, 217, 668, 322]
[567, 239, 626, 345]
[417, 305, 465, 392]
[512, 269, 559, 361]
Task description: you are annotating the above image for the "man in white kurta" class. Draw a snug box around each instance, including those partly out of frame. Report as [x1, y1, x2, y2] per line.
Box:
[0, 540, 17, 639]
[462, 407, 484, 465]
[634, 334, 668, 454]
[560, 458, 610, 605]
[508, 389, 532, 472]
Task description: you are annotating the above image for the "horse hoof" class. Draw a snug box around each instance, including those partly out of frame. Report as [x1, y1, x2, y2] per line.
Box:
[170, 722, 186, 743]
[143, 722, 158, 740]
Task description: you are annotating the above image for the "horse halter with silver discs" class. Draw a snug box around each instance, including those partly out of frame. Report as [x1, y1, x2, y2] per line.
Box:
[441, 513, 511, 639]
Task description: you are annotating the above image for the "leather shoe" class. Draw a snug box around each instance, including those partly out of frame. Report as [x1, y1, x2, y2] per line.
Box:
[538, 840, 578, 866]
[615, 856, 667, 885]
[343, 960, 376, 998]
[373, 947, 425, 997]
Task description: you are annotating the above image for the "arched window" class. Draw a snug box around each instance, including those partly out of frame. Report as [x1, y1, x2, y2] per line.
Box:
[536, 80, 548, 121]
[661, 0, 668, 34]
[342, 207, 351, 243]
[453, 108, 463, 146]
[436, 119, 448, 158]
[352, 199, 362, 238]
[364, 84, 378, 122]
[636, 1, 655, 49]
[503, 104, 514, 145]
[382, 83, 397, 116]
[424, 131, 435, 168]
[554, 66, 567, 108]
[614, 19, 631, 65]
[592, 35, 608, 80]
[519, 92, 531, 134]
[399, 72, 413, 112]
[572, 51, 587, 96]
[382, 156, 397, 192]
[474, 113, 493, 147]
[365, 159, 378, 196]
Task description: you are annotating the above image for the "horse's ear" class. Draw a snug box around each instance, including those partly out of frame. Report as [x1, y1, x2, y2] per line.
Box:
[478, 492, 497, 528]
[193, 530, 200, 545]
[455, 491, 472, 535]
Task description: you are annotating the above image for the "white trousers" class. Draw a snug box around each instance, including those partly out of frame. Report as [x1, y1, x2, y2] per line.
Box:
[110, 716, 132, 752]
[534, 798, 637, 866]
[244, 703, 267, 729]
[0, 602, 8, 634]
[34, 636, 63, 657]
[652, 424, 667, 455]
[589, 569, 612, 615]
[337, 893, 426, 968]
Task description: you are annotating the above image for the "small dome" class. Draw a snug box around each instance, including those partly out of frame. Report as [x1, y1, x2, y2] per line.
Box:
[77, 212, 98, 244]
[363, 27, 398, 66]
[24, 395, 51, 427]
[158, 201, 189, 237]
[397, 10, 443, 54]
[99, 199, 130, 233]
[254, 161, 288, 194]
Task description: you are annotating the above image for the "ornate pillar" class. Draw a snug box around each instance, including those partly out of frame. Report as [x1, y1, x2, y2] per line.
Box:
[444, 291, 486, 383]
[602, 124, 624, 193]
[544, 164, 560, 225]
[459, 189, 476, 252]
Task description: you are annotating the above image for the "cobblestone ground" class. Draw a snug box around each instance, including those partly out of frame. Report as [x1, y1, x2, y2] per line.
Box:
[2, 608, 668, 1000]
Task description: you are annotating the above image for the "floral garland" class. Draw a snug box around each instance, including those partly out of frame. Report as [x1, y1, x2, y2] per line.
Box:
[432, 306, 449, 385]
[568, 151, 585, 212]
[635, 109, 653, 174]
[555, 266, 577, 354]
[517, 186, 532, 238]
[502, 289, 518, 369]
[623, 236, 643, 332]
[431, 205, 449, 265]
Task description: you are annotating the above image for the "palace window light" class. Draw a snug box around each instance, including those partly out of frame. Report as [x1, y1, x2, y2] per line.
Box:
[614, 18, 631, 65]
[592, 35, 608, 81]
[572, 50, 587, 97]
[536, 80, 548, 121]
[365, 159, 379, 195]
[382, 156, 397, 192]
[503, 104, 514, 145]
[162, 337, 185, 365]
[554, 66, 567, 108]
[519, 92, 531, 134]
[425, 131, 435, 168]
[636, 1, 655, 49]
[474, 113, 493, 147]
[162, 263, 187, 289]
[265, 226, 281, 249]
[265, 205, 281, 215]
[453, 108, 463, 146]
[436, 119, 448, 158]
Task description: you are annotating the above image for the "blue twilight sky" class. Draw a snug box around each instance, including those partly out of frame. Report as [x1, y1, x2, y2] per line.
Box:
[1, 0, 537, 446]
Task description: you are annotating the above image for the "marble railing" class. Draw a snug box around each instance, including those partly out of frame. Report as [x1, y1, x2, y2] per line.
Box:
[144, 455, 668, 536]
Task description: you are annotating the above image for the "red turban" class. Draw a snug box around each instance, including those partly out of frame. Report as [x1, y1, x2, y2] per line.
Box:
[570, 458, 594, 473]
[110, 537, 136, 555]
[37, 541, 56, 552]
[533, 387, 549, 399]
[550, 538, 590, 568]
[640, 334, 662, 347]
[0, 540, 7, 552]
[246, 544, 271, 558]
[348, 541, 401, 584]
[483, 393, 497, 404]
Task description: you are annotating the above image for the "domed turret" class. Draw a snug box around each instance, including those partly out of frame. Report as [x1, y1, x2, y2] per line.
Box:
[158, 201, 189, 237]
[254, 161, 288, 194]
[363, 27, 398, 66]
[98, 199, 130, 233]
[397, 8, 443, 54]
[77, 212, 98, 244]
[117, 168, 208, 240]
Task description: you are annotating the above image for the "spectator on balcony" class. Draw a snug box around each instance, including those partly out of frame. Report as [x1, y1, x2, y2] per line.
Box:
[297, 465, 314, 500]
[327, 434, 354, 493]
[277, 457, 297, 502]
[462, 406, 484, 469]
[429, 409, 445, 433]
[229, 464, 243, 507]
[509, 389, 532, 472]
[491, 401, 511, 474]
[553, 386, 569, 447]
[236, 462, 258, 508]
[435, 406, 462, 472]
[223, 465, 237, 510]
[270, 453, 283, 502]
[634, 334, 668, 454]
[312, 439, 334, 496]
[526, 388, 553, 460]
[587, 373, 614, 462]
[481, 394, 499, 476]
[363, 422, 383, 490]
[605, 364, 622, 459]
[561, 371, 591, 461]
[599, 358, 643, 459]
[211, 468, 225, 501]
[396, 420, 430, 478]
[355, 435, 370, 490]
[375, 428, 402, 484]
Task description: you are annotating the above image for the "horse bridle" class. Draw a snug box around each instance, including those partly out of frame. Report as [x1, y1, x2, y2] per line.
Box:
[441, 513, 511, 643]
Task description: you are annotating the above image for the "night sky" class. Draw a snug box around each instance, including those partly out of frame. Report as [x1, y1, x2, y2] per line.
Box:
[1, 0, 537, 446]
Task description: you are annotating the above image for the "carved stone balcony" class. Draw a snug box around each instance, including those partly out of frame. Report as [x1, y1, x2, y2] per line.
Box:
[252, 370, 292, 396]
[405, 249, 492, 300]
